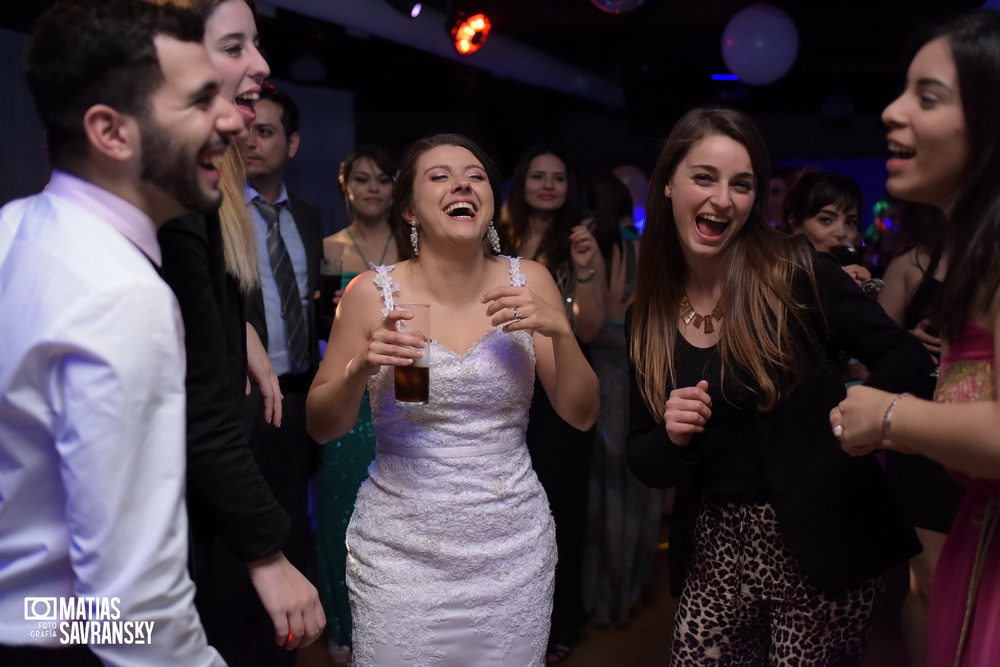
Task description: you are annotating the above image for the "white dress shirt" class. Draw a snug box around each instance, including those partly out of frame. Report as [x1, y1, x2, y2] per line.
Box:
[0, 171, 224, 666]
[245, 183, 310, 376]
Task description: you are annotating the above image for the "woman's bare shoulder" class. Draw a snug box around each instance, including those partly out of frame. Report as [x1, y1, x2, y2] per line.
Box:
[341, 267, 388, 313]
[323, 232, 350, 259]
[512, 257, 554, 281]
[325, 229, 352, 243]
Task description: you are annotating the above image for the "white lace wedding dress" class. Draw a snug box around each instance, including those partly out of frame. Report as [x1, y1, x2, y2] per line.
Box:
[347, 258, 556, 666]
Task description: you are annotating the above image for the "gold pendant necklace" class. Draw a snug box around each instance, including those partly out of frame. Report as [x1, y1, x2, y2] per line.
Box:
[680, 291, 724, 334]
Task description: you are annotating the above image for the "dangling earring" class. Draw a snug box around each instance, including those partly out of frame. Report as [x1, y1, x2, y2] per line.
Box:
[409, 222, 419, 256]
[487, 222, 501, 255]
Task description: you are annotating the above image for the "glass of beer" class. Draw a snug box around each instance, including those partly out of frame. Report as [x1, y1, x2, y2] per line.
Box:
[319, 258, 342, 338]
[394, 303, 430, 406]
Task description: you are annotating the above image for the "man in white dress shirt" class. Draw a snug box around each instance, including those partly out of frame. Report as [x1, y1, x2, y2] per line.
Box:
[0, 0, 242, 664]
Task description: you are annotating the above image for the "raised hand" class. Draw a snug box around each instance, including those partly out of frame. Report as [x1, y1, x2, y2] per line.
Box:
[482, 285, 572, 339]
[842, 263, 872, 285]
[831, 385, 912, 456]
[569, 224, 598, 272]
[664, 379, 712, 447]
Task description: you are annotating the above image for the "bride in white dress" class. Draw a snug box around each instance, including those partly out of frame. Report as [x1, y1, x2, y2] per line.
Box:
[307, 134, 599, 666]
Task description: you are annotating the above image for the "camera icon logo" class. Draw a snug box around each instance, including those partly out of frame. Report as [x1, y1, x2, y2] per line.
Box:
[24, 597, 58, 621]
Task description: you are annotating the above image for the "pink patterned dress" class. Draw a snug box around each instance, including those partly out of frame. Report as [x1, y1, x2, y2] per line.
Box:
[927, 321, 998, 666]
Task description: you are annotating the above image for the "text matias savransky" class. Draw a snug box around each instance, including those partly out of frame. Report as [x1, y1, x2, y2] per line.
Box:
[24, 596, 155, 645]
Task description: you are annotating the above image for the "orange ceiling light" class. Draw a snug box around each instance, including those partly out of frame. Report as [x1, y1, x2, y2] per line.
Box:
[450, 11, 491, 55]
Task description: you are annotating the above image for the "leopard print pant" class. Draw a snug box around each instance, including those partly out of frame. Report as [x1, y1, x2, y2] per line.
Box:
[670, 500, 882, 666]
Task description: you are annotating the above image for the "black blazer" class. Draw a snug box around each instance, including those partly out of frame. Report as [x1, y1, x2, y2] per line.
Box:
[159, 212, 290, 571]
[244, 190, 323, 374]
[626, 252, 936, 595]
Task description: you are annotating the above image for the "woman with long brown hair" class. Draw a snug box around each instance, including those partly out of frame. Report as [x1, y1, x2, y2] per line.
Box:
[626, 107, 933, 663]
[499, 145, 604, 663]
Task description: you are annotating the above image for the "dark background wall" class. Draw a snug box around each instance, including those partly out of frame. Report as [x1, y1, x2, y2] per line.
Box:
[1, 1, 986, 233]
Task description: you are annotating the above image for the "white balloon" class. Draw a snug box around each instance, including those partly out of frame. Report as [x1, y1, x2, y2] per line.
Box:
[721, 3, 799, 86]
[589, 0, 646, 15]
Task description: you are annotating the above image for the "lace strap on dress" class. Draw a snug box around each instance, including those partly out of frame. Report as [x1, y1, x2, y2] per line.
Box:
[500, 255, 527, 287]
[371, 263, 399, 317]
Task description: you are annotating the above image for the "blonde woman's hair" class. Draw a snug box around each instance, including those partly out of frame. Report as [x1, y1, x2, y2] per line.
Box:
[218, 143, 259, 289]
[630, 107, 816, 417]
[153, 0, 260, 290]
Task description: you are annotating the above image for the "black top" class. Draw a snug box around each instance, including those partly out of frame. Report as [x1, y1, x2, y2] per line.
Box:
[159, 212, 290, 571]
[674, 338, 765, 503]
[903, 272, 942, 332]
[626, 252, 937, 595]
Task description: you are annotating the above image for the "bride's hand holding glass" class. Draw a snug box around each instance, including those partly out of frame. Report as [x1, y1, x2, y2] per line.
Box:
[356, 308, 427, 376]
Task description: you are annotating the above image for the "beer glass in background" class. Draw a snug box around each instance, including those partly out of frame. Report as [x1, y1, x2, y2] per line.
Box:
[394, 303, 430, 406]
[319, 258, 342, 338]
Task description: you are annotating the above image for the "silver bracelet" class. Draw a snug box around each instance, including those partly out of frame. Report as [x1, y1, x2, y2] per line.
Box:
[882, 392, 911, 441]
[576, 266, 596, 283]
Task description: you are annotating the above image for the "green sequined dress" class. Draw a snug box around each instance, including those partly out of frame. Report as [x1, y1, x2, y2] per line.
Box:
[316, 272, 376, 647]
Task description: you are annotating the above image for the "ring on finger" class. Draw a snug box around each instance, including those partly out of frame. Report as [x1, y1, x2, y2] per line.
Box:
[513, 307, 523, 321]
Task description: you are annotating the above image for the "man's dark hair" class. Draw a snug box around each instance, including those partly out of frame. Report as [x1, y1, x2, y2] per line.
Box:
[25, 0, 204, 170]
[258, 81, 300, 140]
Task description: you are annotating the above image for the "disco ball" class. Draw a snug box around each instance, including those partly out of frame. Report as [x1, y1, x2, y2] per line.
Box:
[589, 0, 646, 15]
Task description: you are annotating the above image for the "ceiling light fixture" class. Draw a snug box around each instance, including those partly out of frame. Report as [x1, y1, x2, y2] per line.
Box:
[386, 0, 422, 19]
[448, 7, 491, 55]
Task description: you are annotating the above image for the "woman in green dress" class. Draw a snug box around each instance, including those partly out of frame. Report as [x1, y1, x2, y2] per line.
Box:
[318, 146, 398, 664]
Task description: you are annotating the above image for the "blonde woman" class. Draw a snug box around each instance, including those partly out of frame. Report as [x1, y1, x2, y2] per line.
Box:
[155, 0, 325, 658]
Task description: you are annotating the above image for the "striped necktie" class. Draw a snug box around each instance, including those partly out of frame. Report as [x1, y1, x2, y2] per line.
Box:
[253, 197, 308, 370]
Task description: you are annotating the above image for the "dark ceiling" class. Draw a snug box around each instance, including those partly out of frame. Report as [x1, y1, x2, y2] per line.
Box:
[252, 0, 985, 167]
[399, 0, 984, 117]
[0, 0, 988, 170]
[501, 0, 979, 108]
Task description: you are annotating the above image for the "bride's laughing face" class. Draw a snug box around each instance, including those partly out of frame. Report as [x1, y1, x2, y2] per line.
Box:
[405, 145, 494, 251]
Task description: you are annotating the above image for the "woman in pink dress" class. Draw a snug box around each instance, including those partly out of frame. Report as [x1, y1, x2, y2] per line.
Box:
[832, 11, 1000, 666]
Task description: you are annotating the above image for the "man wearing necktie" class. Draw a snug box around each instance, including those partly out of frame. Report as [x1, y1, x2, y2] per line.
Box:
[243, 83, 323, 585]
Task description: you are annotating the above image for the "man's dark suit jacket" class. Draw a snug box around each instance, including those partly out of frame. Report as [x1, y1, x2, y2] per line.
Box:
[244, 191, 323, 374]
[242, 189, 323, 572]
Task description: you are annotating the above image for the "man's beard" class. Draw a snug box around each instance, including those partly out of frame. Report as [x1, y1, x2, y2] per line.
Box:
[140, 116, 224, 215]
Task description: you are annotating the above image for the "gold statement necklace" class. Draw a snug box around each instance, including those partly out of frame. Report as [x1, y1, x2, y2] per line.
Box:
[680, 291, 724, 334]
